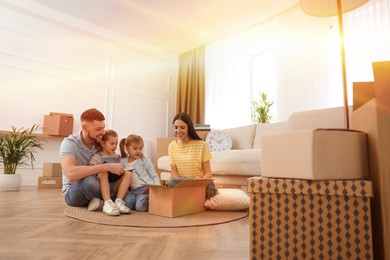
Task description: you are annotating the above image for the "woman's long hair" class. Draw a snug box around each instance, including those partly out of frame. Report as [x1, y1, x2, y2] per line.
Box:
[173, 112, 201, 140]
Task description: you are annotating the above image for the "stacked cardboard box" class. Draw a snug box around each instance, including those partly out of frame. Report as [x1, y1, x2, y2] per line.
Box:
[43, 112, 74, 136]
[261, 129, 369, 180]
[248, 177, 373, 259]
[38, 163, 62, 188]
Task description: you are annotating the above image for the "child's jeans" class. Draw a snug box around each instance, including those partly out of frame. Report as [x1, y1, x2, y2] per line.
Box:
[124, 186, 149, 212]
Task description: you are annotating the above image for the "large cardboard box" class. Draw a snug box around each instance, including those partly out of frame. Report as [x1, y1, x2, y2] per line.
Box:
[147, 179, 213, 218]
[38, 176, 62, 188]
[248, 177, 373, 259]
[42, 163, 62, 177]
[351, 61, 390, 259]
[43, 112, 74, 136]
[261, 129, 369, 180]
[353, 81, 375, 111]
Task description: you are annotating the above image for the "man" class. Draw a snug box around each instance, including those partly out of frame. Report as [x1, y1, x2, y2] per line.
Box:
[60, 108, 124, 210]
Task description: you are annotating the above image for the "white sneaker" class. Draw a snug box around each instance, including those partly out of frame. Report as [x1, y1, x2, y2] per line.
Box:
[115, 198, 131, 214]
[87, 198, 104, 211]
[103, 200, 120, 216]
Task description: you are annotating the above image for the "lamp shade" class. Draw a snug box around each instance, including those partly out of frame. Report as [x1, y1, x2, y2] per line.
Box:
[301, 0, 368, 17]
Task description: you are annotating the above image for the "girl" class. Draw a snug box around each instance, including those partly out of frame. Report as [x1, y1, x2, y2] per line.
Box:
[120, 134, 160, 212]
[88, 130, 132, 216]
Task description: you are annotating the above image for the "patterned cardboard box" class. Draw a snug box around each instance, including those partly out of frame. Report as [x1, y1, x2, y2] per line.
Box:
[248, 177, 373, 259]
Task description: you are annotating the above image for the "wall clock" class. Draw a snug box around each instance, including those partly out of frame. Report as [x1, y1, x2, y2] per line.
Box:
[206, 130, 233, 152]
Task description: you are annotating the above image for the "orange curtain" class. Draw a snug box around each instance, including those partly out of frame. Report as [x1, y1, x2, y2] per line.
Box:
[176, 46, 205, 124]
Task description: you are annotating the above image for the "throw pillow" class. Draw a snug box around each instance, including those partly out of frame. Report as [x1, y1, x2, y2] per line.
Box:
[204, 188, 250, 211]
[252, 122, 289, 149]
[224, 124, 256, 149]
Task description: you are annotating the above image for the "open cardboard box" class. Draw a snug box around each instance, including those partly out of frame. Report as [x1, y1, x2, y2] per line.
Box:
[145, 179, 213, 218]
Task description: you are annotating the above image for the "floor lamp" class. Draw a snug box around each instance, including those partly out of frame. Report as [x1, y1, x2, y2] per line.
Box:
[300, 0, 369, 129]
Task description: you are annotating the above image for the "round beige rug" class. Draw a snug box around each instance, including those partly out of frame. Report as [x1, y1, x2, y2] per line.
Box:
[64, 206, 248, 228]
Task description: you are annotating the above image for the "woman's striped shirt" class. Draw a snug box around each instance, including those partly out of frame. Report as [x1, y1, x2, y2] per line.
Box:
[168, 139, 212, 179]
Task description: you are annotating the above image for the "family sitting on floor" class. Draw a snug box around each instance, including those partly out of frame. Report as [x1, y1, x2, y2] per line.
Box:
[60, 108, 216, 216]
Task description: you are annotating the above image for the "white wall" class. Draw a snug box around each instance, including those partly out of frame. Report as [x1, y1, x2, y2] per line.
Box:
[0, 1, 178, 186]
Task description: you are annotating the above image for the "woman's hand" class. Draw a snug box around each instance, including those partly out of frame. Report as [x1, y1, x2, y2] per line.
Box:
[201, 161, 212, 179]
[170, 165, 180, 178]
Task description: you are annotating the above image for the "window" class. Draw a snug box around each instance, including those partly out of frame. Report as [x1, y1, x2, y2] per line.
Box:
[205, 0, 389, 127]
[250, 50, 277, 122]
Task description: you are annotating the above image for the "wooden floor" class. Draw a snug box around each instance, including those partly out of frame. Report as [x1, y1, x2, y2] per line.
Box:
[0, 187, 249, 260]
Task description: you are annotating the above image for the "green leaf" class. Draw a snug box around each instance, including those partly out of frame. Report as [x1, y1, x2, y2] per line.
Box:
[0, 124, 46, 174]
[250, 92, 274, 123]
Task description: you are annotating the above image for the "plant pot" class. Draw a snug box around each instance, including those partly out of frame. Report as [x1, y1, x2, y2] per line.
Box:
[0, 173, 22, 191]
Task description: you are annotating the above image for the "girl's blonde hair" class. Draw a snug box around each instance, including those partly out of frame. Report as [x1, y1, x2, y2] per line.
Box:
[119, 134, 144, 159]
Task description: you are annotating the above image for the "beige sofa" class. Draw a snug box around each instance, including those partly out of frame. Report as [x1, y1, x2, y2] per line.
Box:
[157, 106, 350, 190]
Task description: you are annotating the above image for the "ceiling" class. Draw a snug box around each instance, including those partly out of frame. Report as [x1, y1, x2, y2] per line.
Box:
[29, 0, 299, 55]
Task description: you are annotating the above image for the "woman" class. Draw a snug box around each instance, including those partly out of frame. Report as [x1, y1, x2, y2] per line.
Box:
[169, 112, 212, 180]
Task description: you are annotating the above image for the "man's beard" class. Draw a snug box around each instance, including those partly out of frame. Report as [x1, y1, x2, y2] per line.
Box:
[87, 131, 98, 142]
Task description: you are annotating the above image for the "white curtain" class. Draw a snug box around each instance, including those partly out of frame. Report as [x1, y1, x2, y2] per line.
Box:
[204, 32, 251, 129]
[205, 0, 390, 128]
[344, 0, 390, 82]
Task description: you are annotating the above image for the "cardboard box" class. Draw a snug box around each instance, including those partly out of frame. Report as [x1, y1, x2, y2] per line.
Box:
[351, 61, 390, 259]
[147, 179, 213, 218]
[42, 163, 62, 177]
[196, 130, 210, 140]
[43, 112, 74, 136]
[248, 177, 373, 259]
[261, 129, 369, 180]
[372, 61, 390, 97]
[156, 137, 176, 161]
[353, 81, 375, 111]
[352, 90, 390, 258]
[38, 176, 62, 188]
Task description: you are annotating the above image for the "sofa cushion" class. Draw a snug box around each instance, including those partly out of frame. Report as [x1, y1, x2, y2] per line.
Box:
[158, 156, 171, 171]
[253, 122, 289, 149]
[223, 124, 256, 149]
[204, 188, 250, 211]
[211, 149, 261, 176]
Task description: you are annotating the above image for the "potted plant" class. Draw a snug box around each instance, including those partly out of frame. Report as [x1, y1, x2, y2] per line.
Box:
[250, 92, 274, 123]
[0, 124, 45, 191]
